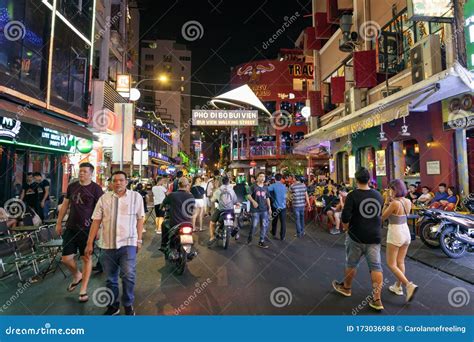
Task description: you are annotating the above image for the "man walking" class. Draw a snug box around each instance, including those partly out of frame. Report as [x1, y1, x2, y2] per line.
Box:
[86, 171, 145, 315]
[268, 173, 287, 240]
[247, 172, 272, 248]
[56, 163, 103, 303]
[332, 167, 385, 311]
[33, 172, 50, 220]
[290, 176, 310, 238]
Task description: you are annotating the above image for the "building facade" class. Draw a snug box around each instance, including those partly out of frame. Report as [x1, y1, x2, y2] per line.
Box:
[0, 0, 96, 203]
[229, 49, 326, 176]
[139, 39, 192, 155]
[297, 0, 473, 196]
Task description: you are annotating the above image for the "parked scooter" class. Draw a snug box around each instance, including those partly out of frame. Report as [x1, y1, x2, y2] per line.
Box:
[439, 213, 474, 258]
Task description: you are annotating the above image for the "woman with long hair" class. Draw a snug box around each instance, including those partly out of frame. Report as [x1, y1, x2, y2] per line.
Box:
[382, 179, 418, 302]
[191, 176, 206, 231]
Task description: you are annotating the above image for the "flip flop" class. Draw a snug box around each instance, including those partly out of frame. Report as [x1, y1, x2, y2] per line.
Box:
[78, 293, 89, 303]
[67, 278, 82, 292]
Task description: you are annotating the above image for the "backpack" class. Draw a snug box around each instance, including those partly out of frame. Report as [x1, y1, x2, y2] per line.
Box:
[219, 186, 233, 208]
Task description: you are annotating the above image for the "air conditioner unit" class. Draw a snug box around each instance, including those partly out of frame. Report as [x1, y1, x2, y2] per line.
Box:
[410, 34, 442, 84]
[344, 87, 363, 115]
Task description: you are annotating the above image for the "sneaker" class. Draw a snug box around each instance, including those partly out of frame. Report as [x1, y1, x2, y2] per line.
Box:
[103, 306, 120, 315]
[332, 280, 352, 297]
[368, 298, 384, 311]
[156, 230, 162, 235]
[258, 241, 268, 249]
[329, 228, 341, 235]
[207, 238, 216, 247]
[389, 283, 404, 296]
[406, 282, 418, 302]
[124, 305, 136, 316]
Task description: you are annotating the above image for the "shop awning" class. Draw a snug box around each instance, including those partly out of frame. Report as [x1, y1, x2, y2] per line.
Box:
[0, 99, 94, 140]
[295, 62, 474, 153]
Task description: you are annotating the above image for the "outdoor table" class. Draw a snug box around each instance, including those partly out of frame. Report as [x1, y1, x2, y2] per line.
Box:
[10, 225, 40, 232]
[38, 239, 65, 279]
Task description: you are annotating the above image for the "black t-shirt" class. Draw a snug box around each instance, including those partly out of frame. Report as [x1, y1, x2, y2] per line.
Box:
[250, 184, 269, 213]
[341, 189, 383, 244]
[191, 186, 205, 199]
[137, 190, 148, 212]
[163, 190, 195, 228]
[23, 182, 40, 208]
[234, 183, 248, 203]
[36, 179, 50, 201]
[65, 181, 104, 230]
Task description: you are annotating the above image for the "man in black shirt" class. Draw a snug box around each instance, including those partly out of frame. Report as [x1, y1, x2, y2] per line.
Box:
[20, 172, 40, 216]
[33, 172, 50, 220]
[332, 168, 385, 311]
[161, 177, 195, 250]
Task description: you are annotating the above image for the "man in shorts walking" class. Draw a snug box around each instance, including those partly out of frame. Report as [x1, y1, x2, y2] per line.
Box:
[332, 167, 385, 311]
[56, 162, 103, 303]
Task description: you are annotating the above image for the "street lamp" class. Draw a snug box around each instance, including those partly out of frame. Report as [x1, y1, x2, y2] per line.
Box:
[133, 74, 170, 88]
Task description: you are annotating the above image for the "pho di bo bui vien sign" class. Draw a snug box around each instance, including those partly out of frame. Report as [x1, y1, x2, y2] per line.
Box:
[192, 110, 258, 126]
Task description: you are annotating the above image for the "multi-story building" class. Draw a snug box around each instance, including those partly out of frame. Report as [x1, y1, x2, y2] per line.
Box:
[0, 0, 96, 203]
[296, 0, 474, 194]
[228, 49, 325, 176]
[138, 39, 192, 155]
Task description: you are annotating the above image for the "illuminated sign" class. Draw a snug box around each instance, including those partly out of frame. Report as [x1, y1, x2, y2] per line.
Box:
[192, 110, 258, 126]
[407, 0, 453, 22]
[0, 116, 76, 153]
[348, 155, 356, 179]
[116, 74, 131, 94]
[77, 139, 94, 154]
[0, 117, 21, 138]
[288, 64, 314, 78]
[465, 1, 474, 70]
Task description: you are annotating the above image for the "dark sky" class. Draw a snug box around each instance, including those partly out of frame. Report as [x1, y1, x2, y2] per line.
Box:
[137, 0, 313, 107]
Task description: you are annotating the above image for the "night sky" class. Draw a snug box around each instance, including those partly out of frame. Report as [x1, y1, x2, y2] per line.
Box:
[137, 0, 312, 106]
[136, 0, 312, 166]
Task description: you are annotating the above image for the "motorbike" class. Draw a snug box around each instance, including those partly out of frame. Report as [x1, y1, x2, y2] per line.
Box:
[439, 213, 474, 258]
[418, 198, 474, 248]
[214, 210, 236, 249]
[237, 201, 252, 230]
[161, 207, 197, 275]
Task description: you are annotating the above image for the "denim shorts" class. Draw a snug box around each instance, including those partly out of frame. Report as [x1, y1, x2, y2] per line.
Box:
[345, 234, 382, 272]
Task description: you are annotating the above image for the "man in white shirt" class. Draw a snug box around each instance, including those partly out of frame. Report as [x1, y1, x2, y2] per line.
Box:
[85, 171, 144, 316]
[152, 176, 167, 234]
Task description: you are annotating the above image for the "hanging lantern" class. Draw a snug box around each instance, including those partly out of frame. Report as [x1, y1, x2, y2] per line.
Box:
[414, 143, 420, 154]
[400, 116, 411, 136]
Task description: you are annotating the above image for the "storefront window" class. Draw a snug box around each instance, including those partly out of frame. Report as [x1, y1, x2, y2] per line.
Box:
[358, 146, 376, 185]
[0, 0, 48, 100]
[280, 131, 292, 155]
[389, 139, 421, 183]
[50, 20, 89, 117]
[250, 136, 276, 156]
[294, 102, 305, 126]
[55, 0, 94, 38]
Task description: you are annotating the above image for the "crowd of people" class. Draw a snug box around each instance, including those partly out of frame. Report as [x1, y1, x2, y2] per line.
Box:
[5, 163, 466, 315]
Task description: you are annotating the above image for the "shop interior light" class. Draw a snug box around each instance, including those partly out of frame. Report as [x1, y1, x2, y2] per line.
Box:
[426, 136, 434, 148]
[414, 143, 420, 154]
[402, 147, 407, 155]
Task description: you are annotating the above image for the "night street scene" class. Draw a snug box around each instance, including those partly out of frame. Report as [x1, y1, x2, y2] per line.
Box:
[0, 0, 473, 341]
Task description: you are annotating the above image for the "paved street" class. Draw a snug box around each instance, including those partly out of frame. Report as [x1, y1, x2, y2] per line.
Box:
[1, 215, 473, 316]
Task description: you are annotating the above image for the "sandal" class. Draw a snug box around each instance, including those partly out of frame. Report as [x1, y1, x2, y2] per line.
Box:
[67, 278, 82, 292]
[78, 293, 89, 303]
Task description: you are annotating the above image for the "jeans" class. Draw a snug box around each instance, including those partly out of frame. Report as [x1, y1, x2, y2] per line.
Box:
[42, 200, 50, 220]
[271, 207, 287, 240]
[294, 207, 305, 237]
[102, 246, 137, 308]
[249, 211, 269, 243]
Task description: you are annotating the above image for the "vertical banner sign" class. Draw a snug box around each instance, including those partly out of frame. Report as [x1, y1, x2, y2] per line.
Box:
[375, 150, 387, 176]
[113, 103, 134, 163]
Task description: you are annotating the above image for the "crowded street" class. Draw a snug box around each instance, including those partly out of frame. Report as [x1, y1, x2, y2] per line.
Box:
[1, 214, 473, 315]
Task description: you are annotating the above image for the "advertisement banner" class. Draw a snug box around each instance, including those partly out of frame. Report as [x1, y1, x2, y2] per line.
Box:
[112, 103, 134, 163]
[192, 110, 258, 126]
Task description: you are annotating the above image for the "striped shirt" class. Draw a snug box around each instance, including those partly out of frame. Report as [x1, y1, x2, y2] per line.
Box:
[290, 182, 307, 208]
[92, 189, 145, 249]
